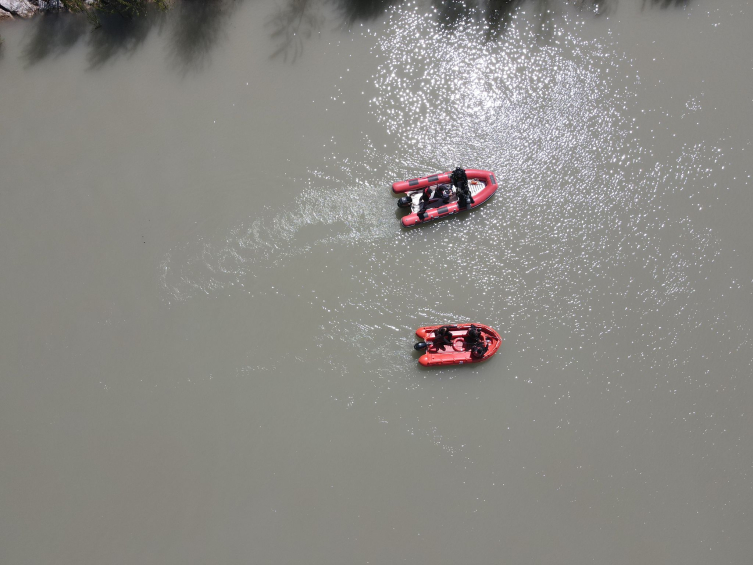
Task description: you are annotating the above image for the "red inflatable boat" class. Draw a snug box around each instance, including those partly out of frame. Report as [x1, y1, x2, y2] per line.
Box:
[414, 323, 502, 367]
[393, 169, 498, 227]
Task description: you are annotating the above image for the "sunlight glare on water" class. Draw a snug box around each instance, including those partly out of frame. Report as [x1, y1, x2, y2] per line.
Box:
[157, 10, 752, 529]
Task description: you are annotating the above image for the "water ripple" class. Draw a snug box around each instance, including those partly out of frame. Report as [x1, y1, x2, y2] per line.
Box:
[160, 6, 747, 462]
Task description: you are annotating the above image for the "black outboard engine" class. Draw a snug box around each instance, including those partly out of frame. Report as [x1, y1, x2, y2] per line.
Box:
[414, 342, 428, 350]
[397, 195, 412, 208]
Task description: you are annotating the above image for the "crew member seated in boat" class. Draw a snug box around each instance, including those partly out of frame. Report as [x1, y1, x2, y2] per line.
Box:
[463, 325, 487, 358]
[420, 184, 451, 204]
[470, 342, 488, 359]
[433, 183, 452, 203]
[450, 167, 474, 208]
[463, 324, 483, 346]
[417, 184, 451, 220]
[420, 186, 433, 203]
[417, 187, 432, 220]
[432, 326, 455, 350]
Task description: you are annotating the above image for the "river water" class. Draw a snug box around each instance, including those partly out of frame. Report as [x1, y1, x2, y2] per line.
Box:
[1, 1, 752, 563]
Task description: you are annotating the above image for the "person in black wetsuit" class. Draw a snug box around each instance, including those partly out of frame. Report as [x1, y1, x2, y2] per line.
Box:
[432, 326, 455, 350]
[433, 183, 451, 203]
[416, 187, 432, 220]
[464, 325, 488, 359]
[463, 324, 482, 346]
[417, 184, 451, 220]
[470, 343, 488, 359]
[450, 167, 474, 208]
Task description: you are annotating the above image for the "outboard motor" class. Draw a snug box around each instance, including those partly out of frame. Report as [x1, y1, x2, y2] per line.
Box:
[414, 342, 428, 351]
[397, 195, 412, 208]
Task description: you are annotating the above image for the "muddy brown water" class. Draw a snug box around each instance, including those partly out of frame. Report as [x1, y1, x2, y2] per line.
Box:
[1, 1, 752, 563]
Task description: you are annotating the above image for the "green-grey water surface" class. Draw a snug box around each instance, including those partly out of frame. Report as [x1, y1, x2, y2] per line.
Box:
[1, 1, 752, 563]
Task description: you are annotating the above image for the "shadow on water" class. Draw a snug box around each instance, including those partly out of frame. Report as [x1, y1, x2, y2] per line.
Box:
[435, 0, 477, 31]
[336, 0, 400, 22]
[169, 0, 244, 73]
[86, 9, 165, 68]
[433, 0, 690, 37]
[643, 0, 690, 7]
[269, 0, 691, 60]
[22, 12, 89, 66]
[485, 0, 524, 40]
[20, 0, 241, 71]
[21, 7, 164, 68]
[266, 0, 325, 62]
[16, 0, 692, 67]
